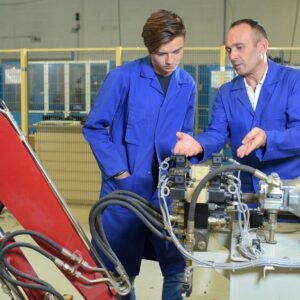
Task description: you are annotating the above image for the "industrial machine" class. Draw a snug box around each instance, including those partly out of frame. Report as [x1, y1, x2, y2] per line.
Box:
[89, 151, 300, 299]
[156, 154, 300, 299]
[1, 101, 300, 299]
[0, 102, 121, 300]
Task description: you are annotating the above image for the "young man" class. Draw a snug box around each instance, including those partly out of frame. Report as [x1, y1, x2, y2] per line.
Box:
[83, 10, 196, 300]
[174, 19, 300, 192]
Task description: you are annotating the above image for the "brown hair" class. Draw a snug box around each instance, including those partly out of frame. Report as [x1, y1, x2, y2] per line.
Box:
[142, 9, 186, 53]
[230, 19, 268, 41]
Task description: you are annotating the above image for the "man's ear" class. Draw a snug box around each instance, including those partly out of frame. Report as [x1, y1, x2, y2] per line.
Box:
[258, 38, 269, 54]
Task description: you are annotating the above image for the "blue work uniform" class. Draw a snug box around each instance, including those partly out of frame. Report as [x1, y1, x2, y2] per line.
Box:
[83, 56, 196, 276]
[197, 59, 300, 192]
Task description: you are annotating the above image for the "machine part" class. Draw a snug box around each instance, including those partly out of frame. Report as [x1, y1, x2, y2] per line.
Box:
[189, 163, 279, 225]
[0, 102, 116, 299]
[0, 276, 27, 300]
[167, 155, 193, 201]
[259, 174, 284, 211]
[159, 154, 300, 261]
[258, 173, 300, 242]
[266, 211, 278, 244]
[281, 177, 300, 217]
[228, 221, 300, 300]
[249, 210, 264, 228]
[182, 260, 193, 297]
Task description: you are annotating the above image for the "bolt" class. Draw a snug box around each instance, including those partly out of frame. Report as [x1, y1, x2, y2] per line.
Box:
[197, 241, 206, 250]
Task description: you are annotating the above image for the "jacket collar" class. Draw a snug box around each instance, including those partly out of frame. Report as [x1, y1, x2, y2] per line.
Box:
[140, 55, 189, 84]
[139, 55, 188, 97]
[231, 59, 282, 116]
[231, 59, 281, 91]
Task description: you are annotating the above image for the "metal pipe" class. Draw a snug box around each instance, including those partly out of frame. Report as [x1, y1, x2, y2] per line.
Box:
[267, 211, 278, 244]
[20, 48, 29, 136]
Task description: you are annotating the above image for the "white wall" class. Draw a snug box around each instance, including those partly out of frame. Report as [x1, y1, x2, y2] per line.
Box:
[0, 0, 299, 49]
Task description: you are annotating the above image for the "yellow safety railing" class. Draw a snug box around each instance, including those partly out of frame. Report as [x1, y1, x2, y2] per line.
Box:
[0, 46, 225, 136]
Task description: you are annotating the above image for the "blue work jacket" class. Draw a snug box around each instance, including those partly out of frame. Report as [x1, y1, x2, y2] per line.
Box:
[197, 59, 300, 192]
[83, 56, 196, 276]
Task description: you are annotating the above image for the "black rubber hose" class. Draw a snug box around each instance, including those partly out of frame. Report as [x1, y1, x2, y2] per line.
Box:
[0, 266, 64, 300]
[0, 230, 63, 253]
[0, 276, 26, 300]
[109, 190, 164, 217]
[93, 192, 164, 226]
[94, 194, 165, 229]
[188, 164, 259, 223]
[91, 196, 169, 240]
[0, 268, 64, 300]
[89, 210, 120, 267]
[0, 202, 4, 215]
[89, 189, 176, 276]
[0, 242, 57, 283]
[90, 199, 170, 269]
[109, 190, 150, 205]
[0, 242, 64, 299]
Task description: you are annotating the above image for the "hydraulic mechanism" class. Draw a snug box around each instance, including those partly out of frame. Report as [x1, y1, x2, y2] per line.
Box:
[0, 102, 117, 300]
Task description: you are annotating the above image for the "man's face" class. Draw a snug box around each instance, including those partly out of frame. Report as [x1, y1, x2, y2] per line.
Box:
[150, 36, 184, 76]
[225, 23, 267, 76]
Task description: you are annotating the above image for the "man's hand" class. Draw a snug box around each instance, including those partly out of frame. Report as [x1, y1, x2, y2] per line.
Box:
[237, 127, 266, 158]
[173, 132, 203, 157]
[114, 171, 130, 179]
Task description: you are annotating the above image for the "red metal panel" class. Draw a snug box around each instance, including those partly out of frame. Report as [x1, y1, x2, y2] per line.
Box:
[0, 112, 115, 300]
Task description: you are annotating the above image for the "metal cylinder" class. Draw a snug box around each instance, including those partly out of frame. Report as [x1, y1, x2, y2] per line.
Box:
[267, 211, 278, 244]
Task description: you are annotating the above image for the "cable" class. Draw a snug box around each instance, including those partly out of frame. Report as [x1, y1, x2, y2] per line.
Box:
[0, 202, 4, 214]
[189, 164, 266, 223]
[89, 190, 175, 296]
[0, 242, 56, 283]
[0, 242, 64, 300]
[0, 229, 104, 299]
[89, 191, 171, 272]
[0, 229, 63, 253]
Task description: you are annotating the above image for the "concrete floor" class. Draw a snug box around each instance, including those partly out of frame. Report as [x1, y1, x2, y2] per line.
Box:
[0, 206, 229, 300]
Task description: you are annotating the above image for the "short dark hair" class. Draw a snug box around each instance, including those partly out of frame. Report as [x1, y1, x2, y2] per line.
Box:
[230, 19, 268, 40]
[142, 9, 186, 54]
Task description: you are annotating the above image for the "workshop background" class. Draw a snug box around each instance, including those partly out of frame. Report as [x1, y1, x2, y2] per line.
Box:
[0, 0, 300, 299]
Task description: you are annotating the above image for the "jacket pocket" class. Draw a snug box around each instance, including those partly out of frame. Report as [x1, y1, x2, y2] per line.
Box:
[263, 116, 286, 131]
[125, 108, 146, 145]
[112, 174, 134, 190]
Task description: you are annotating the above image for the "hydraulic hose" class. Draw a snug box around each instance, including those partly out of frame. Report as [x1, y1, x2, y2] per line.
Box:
[92, 193, 165, 229]
[89, 191, 171, 273]
[0, 202, 4, 215]
[0, 230, 63, 253]
[188, 164, 268, 223]
[0, 242, 56, 284]
[0, 242, 64, 300]
[90, 199, 169, 268]
[0, 229, 83, 300]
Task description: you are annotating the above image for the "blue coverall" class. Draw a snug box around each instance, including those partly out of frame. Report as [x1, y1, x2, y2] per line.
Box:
[83, 55, 196, 277]
[197, 59, 300, 192]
